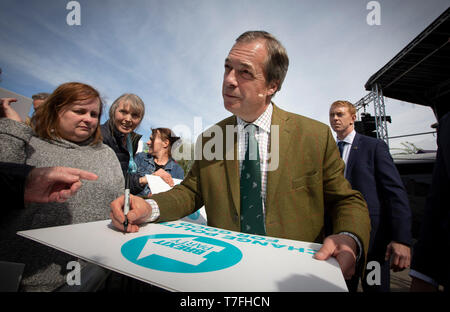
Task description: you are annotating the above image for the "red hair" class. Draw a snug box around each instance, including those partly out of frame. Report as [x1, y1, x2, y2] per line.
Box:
[32, 82, 104, 145]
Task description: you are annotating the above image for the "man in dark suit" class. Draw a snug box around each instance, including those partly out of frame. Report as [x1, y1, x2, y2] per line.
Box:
[329, 100, 412, 292]
[410, 111, 450, 292]
[111, 31, 371, 281]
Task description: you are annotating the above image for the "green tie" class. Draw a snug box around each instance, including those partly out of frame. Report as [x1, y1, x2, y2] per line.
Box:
[240, 124, 266, 235]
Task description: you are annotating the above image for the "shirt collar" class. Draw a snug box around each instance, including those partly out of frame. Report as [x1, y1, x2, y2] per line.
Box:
[236, 103, 273, 133]
[338, 129, 356, 145]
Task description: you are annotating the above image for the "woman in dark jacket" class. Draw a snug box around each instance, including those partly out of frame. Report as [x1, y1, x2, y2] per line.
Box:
[101, 93, 145, 195]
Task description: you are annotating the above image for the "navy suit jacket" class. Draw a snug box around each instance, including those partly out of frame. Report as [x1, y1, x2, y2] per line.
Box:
[346, 133, 412, 256]
[411, 112, 450, 288]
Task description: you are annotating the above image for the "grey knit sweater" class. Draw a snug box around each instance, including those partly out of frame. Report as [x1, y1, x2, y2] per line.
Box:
[0, 118, 124, 291]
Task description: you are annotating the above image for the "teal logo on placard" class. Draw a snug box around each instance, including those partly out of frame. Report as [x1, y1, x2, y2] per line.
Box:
[121, 234, 243, 273]
[187, 211, 200, 220]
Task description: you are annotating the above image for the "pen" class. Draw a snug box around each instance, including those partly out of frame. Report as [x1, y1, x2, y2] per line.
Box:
[123, 173, 130, 232]
[124, 133, 138, 232]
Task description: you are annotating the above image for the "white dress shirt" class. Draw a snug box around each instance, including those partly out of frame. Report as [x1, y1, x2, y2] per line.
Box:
[337, 129, 356, 178]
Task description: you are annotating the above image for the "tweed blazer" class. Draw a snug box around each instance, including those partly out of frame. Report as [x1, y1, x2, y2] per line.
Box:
[152, 104, 370, 257]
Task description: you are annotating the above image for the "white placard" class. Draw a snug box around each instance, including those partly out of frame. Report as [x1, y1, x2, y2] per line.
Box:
[0, 87, 32, 121]
[146, 175, 207, 225]
[145, 174, 179, 193]
[18, 220, 348, 292]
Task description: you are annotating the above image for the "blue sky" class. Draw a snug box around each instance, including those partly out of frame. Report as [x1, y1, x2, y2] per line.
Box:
[1, 0, 448, 150]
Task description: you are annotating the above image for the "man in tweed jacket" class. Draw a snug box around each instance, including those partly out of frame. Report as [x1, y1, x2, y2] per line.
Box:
[111, 31, 370, 280]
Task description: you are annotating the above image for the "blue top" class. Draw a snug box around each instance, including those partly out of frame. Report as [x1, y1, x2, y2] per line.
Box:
[134, 152, 185, 196]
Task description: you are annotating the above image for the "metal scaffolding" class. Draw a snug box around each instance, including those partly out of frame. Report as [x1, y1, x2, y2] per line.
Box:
[354, 84, 390, 147]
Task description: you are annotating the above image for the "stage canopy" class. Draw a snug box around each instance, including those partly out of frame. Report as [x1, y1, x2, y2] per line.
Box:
[364, 8, 450, 119]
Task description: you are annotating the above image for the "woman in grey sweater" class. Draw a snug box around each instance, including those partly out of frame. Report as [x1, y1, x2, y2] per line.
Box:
[0, 82, 124, 291]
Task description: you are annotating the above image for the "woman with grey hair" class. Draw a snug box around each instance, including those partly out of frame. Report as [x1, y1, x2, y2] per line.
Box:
[100, 93, 146, 194]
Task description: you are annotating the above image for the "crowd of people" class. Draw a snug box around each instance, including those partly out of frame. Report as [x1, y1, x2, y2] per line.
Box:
[0, 30, 447, 293]
[0, 83, 184, 291]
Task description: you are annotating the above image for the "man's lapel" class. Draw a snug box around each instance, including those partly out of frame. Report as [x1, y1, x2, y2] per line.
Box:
[223, 104, 290, 217]
[266, 104, 290, 209]
[346, 132, 360, 179]
[223, 116, 240, 217]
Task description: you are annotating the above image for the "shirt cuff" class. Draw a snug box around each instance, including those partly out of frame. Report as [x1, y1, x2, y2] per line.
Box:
[144, 199, 160, 223]
[409, 269, 439, 287]
[338, 232, 362, 262]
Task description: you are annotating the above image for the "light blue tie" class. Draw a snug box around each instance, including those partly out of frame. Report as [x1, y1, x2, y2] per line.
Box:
[126, 134, 137, 174]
